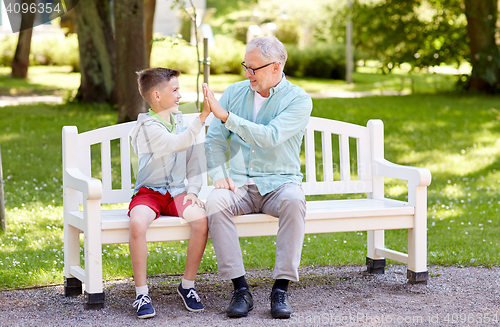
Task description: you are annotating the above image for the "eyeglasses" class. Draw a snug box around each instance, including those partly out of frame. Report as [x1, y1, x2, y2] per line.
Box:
[241, 61, 276, 75]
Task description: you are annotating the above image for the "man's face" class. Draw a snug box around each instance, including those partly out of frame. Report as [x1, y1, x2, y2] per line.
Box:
[243, 49, 280, 97]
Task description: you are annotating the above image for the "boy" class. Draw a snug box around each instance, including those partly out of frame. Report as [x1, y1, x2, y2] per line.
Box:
[128, 67, 211, 318]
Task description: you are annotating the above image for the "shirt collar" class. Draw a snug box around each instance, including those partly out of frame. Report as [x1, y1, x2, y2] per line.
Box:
[148, 108, 177, 134]
[268, 73, 287, 96]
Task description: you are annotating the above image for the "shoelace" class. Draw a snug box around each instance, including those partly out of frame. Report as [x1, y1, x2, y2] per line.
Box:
[232, 289, 248, 304]
[272, 290, 287, 305]
[133, 295, 151, 311]
[187, 289, 201, 302]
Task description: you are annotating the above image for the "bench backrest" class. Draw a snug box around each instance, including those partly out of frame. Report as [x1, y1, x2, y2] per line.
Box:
[63, 114, 379, 204]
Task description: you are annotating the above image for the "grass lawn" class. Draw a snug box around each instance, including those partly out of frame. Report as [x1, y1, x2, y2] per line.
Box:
[0, 68, 498, 290]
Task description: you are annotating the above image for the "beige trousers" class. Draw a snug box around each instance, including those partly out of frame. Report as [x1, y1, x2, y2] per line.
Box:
[206, 182, 306, 282]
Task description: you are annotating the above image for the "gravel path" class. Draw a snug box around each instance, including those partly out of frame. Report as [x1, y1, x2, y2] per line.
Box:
[1, 265, 499, 327]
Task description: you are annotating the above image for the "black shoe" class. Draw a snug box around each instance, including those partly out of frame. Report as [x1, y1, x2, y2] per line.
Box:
[270, 288, 293, 319]
[226, 287, 253, 318]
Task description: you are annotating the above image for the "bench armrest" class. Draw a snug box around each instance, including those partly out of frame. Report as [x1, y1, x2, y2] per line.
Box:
[64, 168, 102, 200]
[373, 158, 431, 187]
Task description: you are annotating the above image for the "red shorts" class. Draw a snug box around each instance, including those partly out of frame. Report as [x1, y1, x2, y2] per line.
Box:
[128, 187, 191, 219]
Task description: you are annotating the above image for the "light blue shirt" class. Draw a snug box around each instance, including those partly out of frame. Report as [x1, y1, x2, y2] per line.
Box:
[205, 75, 313, 195]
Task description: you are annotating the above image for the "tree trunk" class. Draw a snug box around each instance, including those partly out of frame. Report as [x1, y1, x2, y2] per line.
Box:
[464, 0, 500, 93]
[144, 0, 156, 68]
[11, 0, 36, 79]
[73, 0, 117, 103]
[115, 0, 148, 123]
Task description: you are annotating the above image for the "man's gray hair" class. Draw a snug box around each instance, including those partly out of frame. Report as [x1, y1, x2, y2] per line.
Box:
[246, 36, 288, 68]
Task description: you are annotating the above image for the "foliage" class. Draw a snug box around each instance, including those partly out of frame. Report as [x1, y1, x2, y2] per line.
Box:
[351, 0, 469, 72]
[209, 35, 246, 74]
[1, 68, 499, 288]
[285, 42, 348, 80]
[151, 35, 245, 76]
[0, 34, 79, 72]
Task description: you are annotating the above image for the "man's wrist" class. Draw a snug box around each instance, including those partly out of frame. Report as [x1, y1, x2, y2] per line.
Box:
[221, 111, 230, 123]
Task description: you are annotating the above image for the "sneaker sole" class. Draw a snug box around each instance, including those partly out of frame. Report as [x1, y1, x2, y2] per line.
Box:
[137, 310, 156, 319]
[177, 288, 204, 312]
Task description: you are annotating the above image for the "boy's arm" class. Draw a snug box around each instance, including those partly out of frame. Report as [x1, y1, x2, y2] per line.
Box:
[137, 118, 204, 159]
[184, 141, 203, 196]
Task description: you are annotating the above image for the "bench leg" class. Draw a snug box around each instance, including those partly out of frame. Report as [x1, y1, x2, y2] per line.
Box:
[366, 230, 385, 274]
[64, 277, 83, 297]
[407, 185, 428, 284]
[407, 270, 428, 285]
[366, 257, 386, 274]
[84, 291, 105, 310]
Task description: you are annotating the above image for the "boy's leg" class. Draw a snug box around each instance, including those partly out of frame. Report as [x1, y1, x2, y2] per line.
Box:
[129, 205, 157, 288]
[182, 205, 209, 280]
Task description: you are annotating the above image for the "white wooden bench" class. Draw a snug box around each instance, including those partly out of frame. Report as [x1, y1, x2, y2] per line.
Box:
[62, 114, 431, 309]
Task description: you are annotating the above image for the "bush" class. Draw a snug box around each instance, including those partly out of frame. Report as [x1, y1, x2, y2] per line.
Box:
[150, 36, 198, 74]
[0, 35, 19, 67]
[31, 33, 80, 71]
[150, 35, 246, 75]
[285, 42, 348, 80]
[209, 35, 246, 74]
[0, 33, 79, 71]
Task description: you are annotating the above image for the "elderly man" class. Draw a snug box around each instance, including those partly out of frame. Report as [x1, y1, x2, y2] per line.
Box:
[203, 36, 312, 319]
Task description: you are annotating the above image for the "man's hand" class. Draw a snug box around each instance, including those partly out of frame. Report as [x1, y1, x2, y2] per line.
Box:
[202, 83, 229, 123]
[214, 177, 238, 194]
[183, 193, 205, 208]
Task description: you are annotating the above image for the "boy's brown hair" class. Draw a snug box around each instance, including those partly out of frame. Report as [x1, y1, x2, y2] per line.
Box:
[136, 67, 180, 105]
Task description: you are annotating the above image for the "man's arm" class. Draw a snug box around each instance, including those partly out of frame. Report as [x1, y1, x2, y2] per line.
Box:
[204, 87, 232, 185]
[206, 87, 313, 149]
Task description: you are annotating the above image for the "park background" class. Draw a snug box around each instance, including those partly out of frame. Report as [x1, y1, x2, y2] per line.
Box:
[0, 0, 499, 290]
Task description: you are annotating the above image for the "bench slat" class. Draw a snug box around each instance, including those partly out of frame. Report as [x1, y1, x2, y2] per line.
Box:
[101, 140, 112, 190]
[66, 198, 414, 232]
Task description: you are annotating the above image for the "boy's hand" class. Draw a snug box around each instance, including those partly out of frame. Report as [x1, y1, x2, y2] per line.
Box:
[199, 83, 212, 123]
[203, 83, 229, 123]
[183, 193, 205, 208]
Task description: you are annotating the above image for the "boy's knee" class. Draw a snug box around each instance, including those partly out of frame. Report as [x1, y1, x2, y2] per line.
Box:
[182, 205, 207, 223]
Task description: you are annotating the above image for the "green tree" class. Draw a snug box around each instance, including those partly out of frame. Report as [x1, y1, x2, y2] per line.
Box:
[72, 0, 117, 104]
[352, 0, 469, 72]
[115, 0, 147, 122]
[11, 0, 36, 79]
[464, 0, 500, 93]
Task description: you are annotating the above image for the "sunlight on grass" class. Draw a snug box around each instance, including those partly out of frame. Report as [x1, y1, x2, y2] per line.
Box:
[1, 74, 500, 289]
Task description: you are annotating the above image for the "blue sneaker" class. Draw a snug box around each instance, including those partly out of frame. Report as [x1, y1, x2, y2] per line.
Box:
[133, 294, 155, 319]
[177, 283, 204, 312]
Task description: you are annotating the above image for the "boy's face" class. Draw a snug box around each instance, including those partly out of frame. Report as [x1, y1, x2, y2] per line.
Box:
[151, 77, 181, 113]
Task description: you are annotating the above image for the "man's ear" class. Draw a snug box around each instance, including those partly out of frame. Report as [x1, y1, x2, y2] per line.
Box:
[273, 62, 281, 73]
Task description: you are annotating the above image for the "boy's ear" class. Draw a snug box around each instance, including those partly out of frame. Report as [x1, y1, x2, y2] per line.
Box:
[151, 89, 160, 102]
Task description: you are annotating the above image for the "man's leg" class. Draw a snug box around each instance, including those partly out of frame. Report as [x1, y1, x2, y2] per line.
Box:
[205, 186, 256, 317]
[205, 186, 255, 280]
[261, 182, 306, 318]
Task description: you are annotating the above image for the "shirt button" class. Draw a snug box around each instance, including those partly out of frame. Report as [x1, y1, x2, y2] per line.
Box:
[250, 167, 253, 170]
[251, 150, 255, 153]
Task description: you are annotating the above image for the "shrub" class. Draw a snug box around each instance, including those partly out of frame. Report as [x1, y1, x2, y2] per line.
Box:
[209, 35, 246, 74]
[150, 36, 198, 74]
[30, 33, 80, 71]
[285, 42, 348, 80]
[0, 33, 79, 71]
[0, 35, 18, 67]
